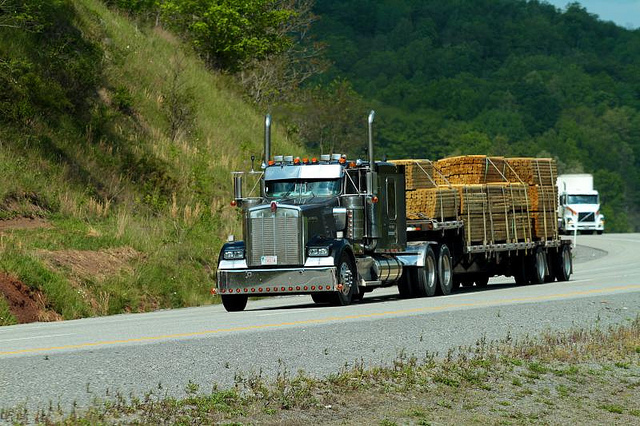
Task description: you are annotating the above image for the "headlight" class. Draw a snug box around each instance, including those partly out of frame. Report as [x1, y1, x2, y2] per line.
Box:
[223, 249, 245, 260]
[308, 247, 330, 257]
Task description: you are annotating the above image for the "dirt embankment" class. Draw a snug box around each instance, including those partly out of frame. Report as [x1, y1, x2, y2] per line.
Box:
[1, 217, 143, 324]
[0, 218, 61, 323]
[0, 272, 61, 323]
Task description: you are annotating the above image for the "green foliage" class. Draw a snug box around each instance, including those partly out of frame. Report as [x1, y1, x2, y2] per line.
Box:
[312, 0, 640, 231]
[0, 297, 17, 326]
[161, 0, 294, 71]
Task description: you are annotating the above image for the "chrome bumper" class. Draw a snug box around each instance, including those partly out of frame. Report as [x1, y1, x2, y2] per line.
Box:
[216, 266, 338, 295]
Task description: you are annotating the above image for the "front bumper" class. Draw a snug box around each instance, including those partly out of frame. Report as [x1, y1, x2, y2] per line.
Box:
[563, 222, 604, 232]
[216, 266, 338, 295]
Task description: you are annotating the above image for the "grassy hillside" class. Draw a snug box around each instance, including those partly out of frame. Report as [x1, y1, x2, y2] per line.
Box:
[0, 0, 300, 325]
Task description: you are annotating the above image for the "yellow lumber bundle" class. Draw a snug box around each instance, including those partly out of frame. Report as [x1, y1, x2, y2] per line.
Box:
[406, 187, 458, 220]
[398, 155, 559, 243]
[434, 155, 507, 184]
[390, 159, 437, 190]
[505, 158, 558, 186]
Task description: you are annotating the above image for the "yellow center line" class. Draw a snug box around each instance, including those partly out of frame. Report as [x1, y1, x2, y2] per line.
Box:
[2, 284, 639, 356]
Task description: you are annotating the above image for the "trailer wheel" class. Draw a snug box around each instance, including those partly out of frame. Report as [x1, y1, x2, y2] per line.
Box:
[529, 247, 546, 285]
[221, 295, 248, 312]
[553, 245, 572, 282]
[413, 246, 437, 297]
[436, 244, 454, 295]
[331, 253, 355, 306]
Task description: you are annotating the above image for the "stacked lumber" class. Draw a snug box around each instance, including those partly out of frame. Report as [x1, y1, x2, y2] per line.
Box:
[398, 156, 559, 243]
[505, 158, 557, 186]
[529, 185, 558, 239]
[390, 159, 436, 190]
[455, 183, 533, 243]
[406, 187, 458, 220]
[435, 155, 507, 185]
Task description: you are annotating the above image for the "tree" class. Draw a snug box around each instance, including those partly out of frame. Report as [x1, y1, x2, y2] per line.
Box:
[161, 0, 294, 71]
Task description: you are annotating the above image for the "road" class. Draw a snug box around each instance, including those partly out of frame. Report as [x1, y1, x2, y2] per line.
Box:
[1, 234, 639, 411]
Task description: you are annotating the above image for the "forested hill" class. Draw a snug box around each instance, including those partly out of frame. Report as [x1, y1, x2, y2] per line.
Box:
[312, 0, 640, 232]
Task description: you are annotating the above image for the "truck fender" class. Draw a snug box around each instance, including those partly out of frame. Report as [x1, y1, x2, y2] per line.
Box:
[217, 241, 246, 266]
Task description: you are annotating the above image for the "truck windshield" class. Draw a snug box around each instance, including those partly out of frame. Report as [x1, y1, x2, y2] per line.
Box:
[567, 195, 598, 204]
[265, 179, 342, 199]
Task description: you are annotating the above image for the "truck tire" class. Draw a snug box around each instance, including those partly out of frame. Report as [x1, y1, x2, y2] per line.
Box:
[221, 295, 248, 312]
[413, 246, 437, 297]
[436, 244, 454, 295]
[529, 247, 546, 285]
[553, 245, 572, 282]
[331, 253, 355, 306]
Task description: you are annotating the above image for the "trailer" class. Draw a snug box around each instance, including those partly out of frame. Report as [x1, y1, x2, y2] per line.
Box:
[215, 112, 572, 312]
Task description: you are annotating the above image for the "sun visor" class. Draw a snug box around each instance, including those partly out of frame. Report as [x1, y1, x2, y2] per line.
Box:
[264, 164, 343, 181]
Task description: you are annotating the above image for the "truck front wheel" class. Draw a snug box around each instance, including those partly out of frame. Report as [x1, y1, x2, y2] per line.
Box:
[221, 295, 248, 312]
[331, 253, 355, 306]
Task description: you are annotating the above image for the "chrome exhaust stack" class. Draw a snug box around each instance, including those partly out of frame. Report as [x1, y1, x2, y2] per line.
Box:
[368, 110, 375, 166]
[264, 114, 272, 167]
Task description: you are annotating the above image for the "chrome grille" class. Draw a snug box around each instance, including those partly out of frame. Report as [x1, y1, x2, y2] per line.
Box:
[248, 207, 302, 267]
[578, 212, 595, 222]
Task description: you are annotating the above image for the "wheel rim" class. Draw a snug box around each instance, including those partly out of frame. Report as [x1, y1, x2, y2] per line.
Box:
[441, 252, 452, 288]
[426, 255, 436, 289]
[339, 261, 353, 296]
[536, 251, 545, 281]
[562, 248, 571, 276]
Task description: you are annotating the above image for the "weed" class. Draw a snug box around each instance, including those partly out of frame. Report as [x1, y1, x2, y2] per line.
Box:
[598, 404, 624, 414]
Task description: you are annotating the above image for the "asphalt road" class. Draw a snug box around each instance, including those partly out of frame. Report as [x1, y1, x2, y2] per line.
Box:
[1, 234, 639, 412]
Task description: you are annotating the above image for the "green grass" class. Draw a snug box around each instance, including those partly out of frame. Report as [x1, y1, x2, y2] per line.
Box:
[0, 297, 17, 326]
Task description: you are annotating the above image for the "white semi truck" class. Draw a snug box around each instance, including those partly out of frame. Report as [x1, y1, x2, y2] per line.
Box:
[557, 174, 604, 235]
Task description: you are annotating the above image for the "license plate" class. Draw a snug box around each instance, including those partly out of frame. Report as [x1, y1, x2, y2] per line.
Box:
[261, 255, 277, 265]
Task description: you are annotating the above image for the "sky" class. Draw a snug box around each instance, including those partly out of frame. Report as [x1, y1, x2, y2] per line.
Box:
[545, 0, 640, 29]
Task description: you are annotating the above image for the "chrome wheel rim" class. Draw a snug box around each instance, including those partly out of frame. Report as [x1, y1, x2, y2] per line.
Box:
[339, 262, 352, 296]
[426, 255, 436, 289]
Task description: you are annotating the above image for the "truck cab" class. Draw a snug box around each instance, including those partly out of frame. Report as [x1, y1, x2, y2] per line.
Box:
[557, 174, 605, 235]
